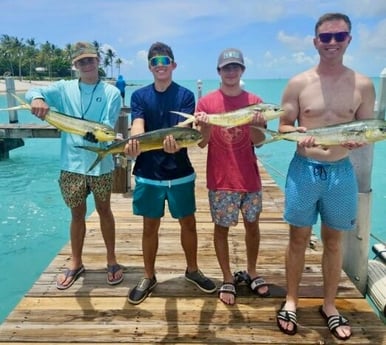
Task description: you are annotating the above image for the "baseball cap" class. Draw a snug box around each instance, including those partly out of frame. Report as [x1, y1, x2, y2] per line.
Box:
[217, 48, 245, 68]
[72, 42, 98, 63]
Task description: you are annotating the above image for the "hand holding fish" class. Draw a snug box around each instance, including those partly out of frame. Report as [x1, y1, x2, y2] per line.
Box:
[290, 126, 367, 150]
[194, 111, 211, 147]
[250, 110, 266, 128]
[259, 120, 386, 147]
[295, 126, 316, 148]
[124, 139, 141, 158]
[31, 98, 49, 120]
[340, 141, 367, 150]
[163, 134, 181, 154]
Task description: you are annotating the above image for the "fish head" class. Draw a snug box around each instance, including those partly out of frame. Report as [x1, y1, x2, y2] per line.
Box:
[374, 121, 386, 140]
[254, 103, 285, 121]
[173, 128, 203, 147]
[93, 127, 117, 142]
[361, 120, 386, 142]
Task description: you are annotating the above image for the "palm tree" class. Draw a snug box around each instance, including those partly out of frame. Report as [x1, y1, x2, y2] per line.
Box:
[103, 55, 110, 77]
[25, 38, 36, 82]
[64, 43, 73, 77]
[14, 38, 25, 80]
[1, 34, 16, 75]
[105, 48, 116, 79]
[115, 57, 123, 76]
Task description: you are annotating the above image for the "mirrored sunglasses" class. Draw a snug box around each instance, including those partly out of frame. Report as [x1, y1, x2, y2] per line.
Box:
[149, 56, 173, 67]
[318, 31, 349, 44]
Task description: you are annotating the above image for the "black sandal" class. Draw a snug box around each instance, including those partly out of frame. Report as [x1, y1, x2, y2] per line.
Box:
[319, 306, 352, 340]
[276, 302, 297, 335]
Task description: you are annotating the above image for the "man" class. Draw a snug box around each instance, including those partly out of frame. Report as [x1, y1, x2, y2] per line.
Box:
[26, 41, 124, 289]
[115, 75, 126, 103]
[276, 13, 375, 340]
[194, 48, 269, 305]
[124, 42, 216, 305]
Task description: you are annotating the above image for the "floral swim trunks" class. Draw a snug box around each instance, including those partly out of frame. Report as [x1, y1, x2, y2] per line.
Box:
[208, 190, 262, 227]
[59, 171, 113, 208]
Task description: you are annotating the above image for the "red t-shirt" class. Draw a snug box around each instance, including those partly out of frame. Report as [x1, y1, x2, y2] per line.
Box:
[197, 89, 262, 192]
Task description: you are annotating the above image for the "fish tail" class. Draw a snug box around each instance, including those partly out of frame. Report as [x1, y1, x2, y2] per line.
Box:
[169, 111, 195, 126]
[251, 126, 282, 145]
[0, 93, 32, 112]
[0, 105, 29, 111]
[74, 145, 107, 172]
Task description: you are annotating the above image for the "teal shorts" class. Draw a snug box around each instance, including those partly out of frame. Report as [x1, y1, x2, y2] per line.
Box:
[284, 153, 357, 231]
[133, 174, 196, 219]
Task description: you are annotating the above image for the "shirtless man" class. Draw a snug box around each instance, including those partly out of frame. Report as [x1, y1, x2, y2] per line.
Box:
[276, 13, 375, 340]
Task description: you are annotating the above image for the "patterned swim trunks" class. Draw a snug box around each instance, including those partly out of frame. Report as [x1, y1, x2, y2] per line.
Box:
[59, 171, 113, 208]
[208, 190, 262, 227]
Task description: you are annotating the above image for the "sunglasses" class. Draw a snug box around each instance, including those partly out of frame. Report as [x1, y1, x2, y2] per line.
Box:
[149, 56, 173, 67]
[318, 31, 350, 43]
[77, 57, 96, 65]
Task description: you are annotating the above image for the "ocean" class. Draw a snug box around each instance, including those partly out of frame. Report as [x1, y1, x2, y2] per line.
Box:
[0, 77, 384, 324]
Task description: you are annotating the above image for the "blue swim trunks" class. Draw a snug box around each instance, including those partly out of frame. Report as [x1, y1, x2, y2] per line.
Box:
[133, 173, 196, 219]
[284, 153, 357, 231]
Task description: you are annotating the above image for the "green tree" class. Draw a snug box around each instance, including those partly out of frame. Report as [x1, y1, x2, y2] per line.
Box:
[25, 38, 37, 82]
[105, 48, 116, 79]
[115, 57, 123, 76]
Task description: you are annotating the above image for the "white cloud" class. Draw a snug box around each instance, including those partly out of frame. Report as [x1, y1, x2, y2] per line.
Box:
[277, 31, 314, 51]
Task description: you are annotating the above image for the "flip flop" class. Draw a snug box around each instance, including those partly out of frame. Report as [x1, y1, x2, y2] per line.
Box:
[276, 302, 297, 335]
[56, 265, 85, 290]
[218, 282, 236, 305]
[249, 275, 270, 297]
[319, 306, 352, 340]
[237, 270, 270, 297]
[107, 263, 124, 285]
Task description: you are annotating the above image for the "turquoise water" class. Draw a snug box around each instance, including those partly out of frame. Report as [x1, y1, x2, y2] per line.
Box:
[0, 78, 384, 323]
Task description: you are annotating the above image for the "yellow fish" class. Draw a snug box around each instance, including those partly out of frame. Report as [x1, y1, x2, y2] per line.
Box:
[171, 103, 284, 128]
[0, 94, 116, 142]
[76, 126, 203, 172]
[257, 119, 386, 146]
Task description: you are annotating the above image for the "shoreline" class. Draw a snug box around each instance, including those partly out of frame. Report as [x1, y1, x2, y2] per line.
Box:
[0, 79, 53, 94]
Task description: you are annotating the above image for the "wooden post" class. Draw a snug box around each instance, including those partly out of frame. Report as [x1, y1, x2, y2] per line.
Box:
[0, 77, 24, 160]
[5, 77, 18, 123]
[112, 108, 130, 193]
[197, 79, 202, 99]
[343, 68, 386, 294]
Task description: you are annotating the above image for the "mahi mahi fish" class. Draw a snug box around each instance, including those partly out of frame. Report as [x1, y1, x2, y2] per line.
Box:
[76, 126, 203, 172]
[0, 94, 116, 142]
[256, 119, 386, 146]
[171, 103, 284, 128]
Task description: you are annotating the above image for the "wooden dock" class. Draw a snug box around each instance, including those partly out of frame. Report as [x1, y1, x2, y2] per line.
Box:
[0, 146, 384, 344]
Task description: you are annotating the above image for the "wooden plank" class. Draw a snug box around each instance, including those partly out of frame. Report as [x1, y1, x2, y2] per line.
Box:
[0, 145, 385, 344]
[0, 123, 60, 138]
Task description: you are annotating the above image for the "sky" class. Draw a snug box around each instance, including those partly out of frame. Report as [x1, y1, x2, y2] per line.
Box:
[2, 0, 386, 81]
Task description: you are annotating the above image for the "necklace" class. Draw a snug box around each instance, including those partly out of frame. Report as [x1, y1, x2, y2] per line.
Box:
[79, 79, 100, 118]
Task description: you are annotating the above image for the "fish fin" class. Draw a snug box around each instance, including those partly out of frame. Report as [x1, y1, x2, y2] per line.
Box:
[74, 145, 106, 172]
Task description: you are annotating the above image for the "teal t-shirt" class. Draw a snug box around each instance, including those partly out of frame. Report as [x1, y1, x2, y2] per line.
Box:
[25, 79, 121, 176]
